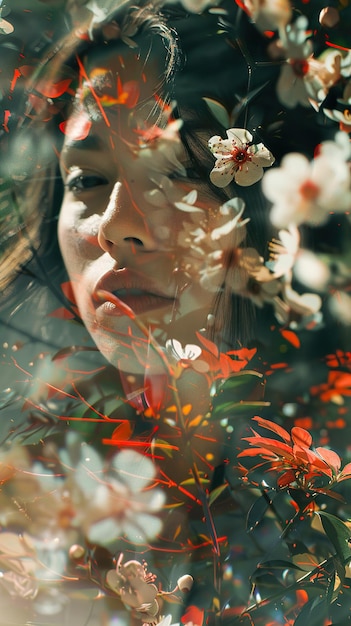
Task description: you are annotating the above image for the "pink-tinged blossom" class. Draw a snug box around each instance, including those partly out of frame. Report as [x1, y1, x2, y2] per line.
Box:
[276, 17, 341, 109]
[262, 135, 351, 227]
[208, 128, 274, 188]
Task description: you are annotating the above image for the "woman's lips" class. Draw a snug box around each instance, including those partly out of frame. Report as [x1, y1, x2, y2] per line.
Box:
[97, 292, 175, 316]
[93, 270, 177, 317]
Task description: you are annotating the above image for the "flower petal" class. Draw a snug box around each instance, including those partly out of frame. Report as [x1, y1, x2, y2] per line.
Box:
[226, 128, 253, 144]
[210, 164, 235, 188]
[235, 162, 263, 186]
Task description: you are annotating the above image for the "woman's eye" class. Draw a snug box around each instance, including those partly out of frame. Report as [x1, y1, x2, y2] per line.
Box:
[65, 174, 109, 194]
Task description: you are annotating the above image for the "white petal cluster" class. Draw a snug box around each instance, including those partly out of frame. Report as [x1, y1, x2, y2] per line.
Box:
[60, 441, 165, 547]
[208, 128, 274, 188]
[262, 135, 351, 227]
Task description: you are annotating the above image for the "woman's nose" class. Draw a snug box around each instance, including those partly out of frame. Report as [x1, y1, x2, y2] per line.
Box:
[97, 181, 158, 258]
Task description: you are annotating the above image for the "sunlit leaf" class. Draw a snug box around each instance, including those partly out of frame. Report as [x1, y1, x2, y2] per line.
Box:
[318, 511, 351, 564]
[291, 426, 312, 448]
[203, 97, 230, 128]
[252, 416, 291, 443]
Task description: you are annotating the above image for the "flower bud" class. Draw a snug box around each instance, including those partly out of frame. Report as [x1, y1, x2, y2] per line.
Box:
[177, 574, 194, 593]
[69, 544, 86, 563]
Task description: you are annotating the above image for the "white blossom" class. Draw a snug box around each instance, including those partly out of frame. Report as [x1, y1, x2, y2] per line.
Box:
[208, 128, 274, 188]
[262, 138, 351, 227]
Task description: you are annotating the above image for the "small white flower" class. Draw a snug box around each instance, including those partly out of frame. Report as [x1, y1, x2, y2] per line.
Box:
[208, 128, 274, 188]
[273, 280, 322, 329]
[166, 339, 202, 361]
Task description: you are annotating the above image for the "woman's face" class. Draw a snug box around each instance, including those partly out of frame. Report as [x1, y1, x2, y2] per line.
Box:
[58, 43, 232, 374]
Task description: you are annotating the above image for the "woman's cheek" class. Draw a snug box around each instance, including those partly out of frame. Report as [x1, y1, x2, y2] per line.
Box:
[58, 204, 102, 266]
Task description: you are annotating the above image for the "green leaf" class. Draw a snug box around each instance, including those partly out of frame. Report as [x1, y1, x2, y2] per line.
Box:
[208, 482, 229, 506]
[212, 372, 266, 419]
[294, 595, 328, 626]
[203, 97, 230, 128]
[212, 400, 270, 420]
[247, 493, 270, 532]
[317, 511, 351, 564]
[257, 559, 304, 571]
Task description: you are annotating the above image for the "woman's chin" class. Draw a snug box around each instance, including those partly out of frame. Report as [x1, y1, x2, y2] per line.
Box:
[90, 328, 167, 377]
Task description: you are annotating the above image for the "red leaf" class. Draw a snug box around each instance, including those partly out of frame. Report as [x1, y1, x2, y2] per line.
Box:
[143, 373, 167, 418]
[181, 605, 204, 626]
[36, 78, 72, 98]
[111, 421, 133, 441]
[280, 329, 301, 348]
[339, 462, 351, 481]
[241, 435, 294, 460]
[195, 332, 219, 357]
[48, 307, 76, 320]
[291, 427, 312, 449]
[315, 447, 341, 474]
[60, 281, 76, 303]
[277, 469, 296, 487]
[237, 447, 277, 458]
[252, 416, 291, 443]
[227, 347, 257, 361]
